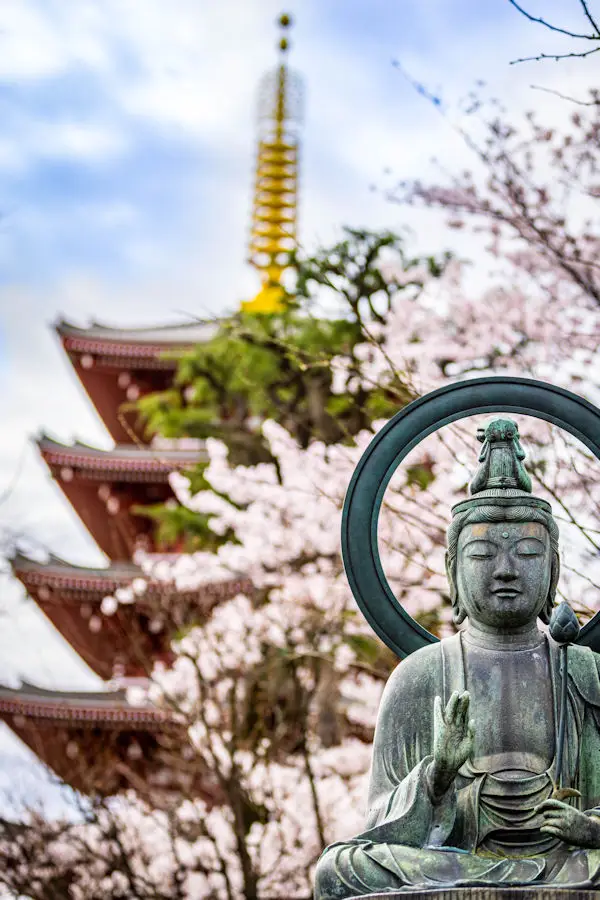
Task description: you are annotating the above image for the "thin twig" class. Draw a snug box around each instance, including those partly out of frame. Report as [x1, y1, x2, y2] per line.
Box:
[511, 45, 600, 64]
[508, 0, 599, 39]
[530, 83, 600, 106]
[579, 0, 600, 35]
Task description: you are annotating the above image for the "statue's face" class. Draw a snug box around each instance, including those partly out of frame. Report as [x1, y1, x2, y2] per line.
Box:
[456, 521, 551, 630]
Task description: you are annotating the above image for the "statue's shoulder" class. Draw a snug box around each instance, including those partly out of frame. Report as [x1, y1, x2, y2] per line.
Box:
[382, 639, 445, 704]
[566, 642, 600, 707]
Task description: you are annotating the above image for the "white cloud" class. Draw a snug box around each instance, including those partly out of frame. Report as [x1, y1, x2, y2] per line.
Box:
[0, 124, 131, 176]
[35, 120, 130, 162]
[0, 2, 69, 80]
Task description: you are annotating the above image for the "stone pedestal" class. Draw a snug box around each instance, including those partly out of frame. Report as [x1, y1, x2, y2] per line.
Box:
[350, 890, 598, 900]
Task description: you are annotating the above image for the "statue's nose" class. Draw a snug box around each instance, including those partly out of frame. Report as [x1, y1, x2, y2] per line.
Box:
[493, 553, 518, 581]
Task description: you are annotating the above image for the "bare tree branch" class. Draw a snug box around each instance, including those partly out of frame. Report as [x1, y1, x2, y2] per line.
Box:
[580, 0, 600, 34]
[508, 0, 599, 39]
[508, 0, 600, 64]
[510, 44, 600, 63]
[530, 83, 600, 106]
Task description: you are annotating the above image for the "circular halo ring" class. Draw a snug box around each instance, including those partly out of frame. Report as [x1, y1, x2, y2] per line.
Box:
[341, 376, 600, 658]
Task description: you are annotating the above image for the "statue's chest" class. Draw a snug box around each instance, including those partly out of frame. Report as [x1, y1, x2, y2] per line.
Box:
[464, 643, 555, 771]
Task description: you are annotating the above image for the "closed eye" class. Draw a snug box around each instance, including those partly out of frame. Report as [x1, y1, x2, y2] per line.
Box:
[465, 541, 497, 559]
[515, 539, 545, 557]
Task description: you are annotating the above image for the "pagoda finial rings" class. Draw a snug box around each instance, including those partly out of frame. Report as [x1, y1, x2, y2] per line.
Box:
[341, 376, 600, 658]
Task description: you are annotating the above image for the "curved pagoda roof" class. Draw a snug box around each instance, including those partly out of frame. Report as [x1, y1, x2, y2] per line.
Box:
[12, 552, 253, 680]
[56, 317, 218, 360]
[13, 551, 149, 589]
[0, 681, 220, 802]
[55, 318, 220, 443]
[37, 434, 204, 479]
[0, 680, 162, 723]
[37, 435, 204, 559]
[12, 553, 172, 679]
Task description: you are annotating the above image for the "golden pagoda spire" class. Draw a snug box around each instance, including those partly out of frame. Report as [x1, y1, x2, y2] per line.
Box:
[242, 13, 303, 314]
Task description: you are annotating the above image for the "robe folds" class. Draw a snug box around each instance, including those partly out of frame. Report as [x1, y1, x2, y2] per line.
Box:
[313, 633, 600, 898]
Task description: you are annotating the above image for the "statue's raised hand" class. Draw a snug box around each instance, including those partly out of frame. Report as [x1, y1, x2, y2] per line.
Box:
[537, 799, 600, 848]
[427, 691, 474, 802]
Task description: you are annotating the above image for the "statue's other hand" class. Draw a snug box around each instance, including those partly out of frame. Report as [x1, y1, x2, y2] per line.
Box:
[537, 799, 600, 849]
[427, 692, 474, 801]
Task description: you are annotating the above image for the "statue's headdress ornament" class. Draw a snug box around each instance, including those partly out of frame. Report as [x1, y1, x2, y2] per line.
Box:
[451, 417, 552, 517]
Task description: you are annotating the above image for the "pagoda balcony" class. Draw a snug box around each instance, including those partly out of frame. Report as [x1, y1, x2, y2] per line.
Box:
[37, 435, 205, 560]
[12, 552, 253, 681]
[55, 319, 219, 443]
[0, 681, 221, 803]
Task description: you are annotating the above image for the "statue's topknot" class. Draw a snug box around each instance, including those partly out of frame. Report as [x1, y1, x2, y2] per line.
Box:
[470, 418, 532, 495]
[451, 417, 551, 517]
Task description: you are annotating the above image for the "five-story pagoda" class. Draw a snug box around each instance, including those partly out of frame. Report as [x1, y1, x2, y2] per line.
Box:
[0, 13, 302, 801]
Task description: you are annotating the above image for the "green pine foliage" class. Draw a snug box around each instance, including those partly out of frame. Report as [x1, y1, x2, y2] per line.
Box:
[134, 229, 449, 549]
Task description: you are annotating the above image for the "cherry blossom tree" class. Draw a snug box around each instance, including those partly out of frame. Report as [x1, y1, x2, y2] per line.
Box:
[395, 89, 600, 311]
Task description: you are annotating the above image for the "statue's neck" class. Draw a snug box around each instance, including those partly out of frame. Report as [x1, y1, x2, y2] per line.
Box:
[463, 620, 545, 651]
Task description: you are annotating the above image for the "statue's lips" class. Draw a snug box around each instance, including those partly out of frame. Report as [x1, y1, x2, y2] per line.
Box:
[492, 588, 522, 598]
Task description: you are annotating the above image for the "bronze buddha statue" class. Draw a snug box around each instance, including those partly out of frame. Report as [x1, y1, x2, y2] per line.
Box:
[314, 419, 600, 896]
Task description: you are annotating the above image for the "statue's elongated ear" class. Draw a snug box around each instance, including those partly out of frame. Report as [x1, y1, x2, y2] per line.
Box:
[540, 552, 560, 625]
[445, 551, 466, 625]
[444, 552, 455, 603]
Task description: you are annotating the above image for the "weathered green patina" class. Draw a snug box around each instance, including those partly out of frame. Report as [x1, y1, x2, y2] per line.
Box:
[315, 397, 600, 897]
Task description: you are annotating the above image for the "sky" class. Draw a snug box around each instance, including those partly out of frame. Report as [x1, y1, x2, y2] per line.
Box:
[0, 0, 598, 802]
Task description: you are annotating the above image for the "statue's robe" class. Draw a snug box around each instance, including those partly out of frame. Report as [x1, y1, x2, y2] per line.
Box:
[314, 633, 600, 898]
